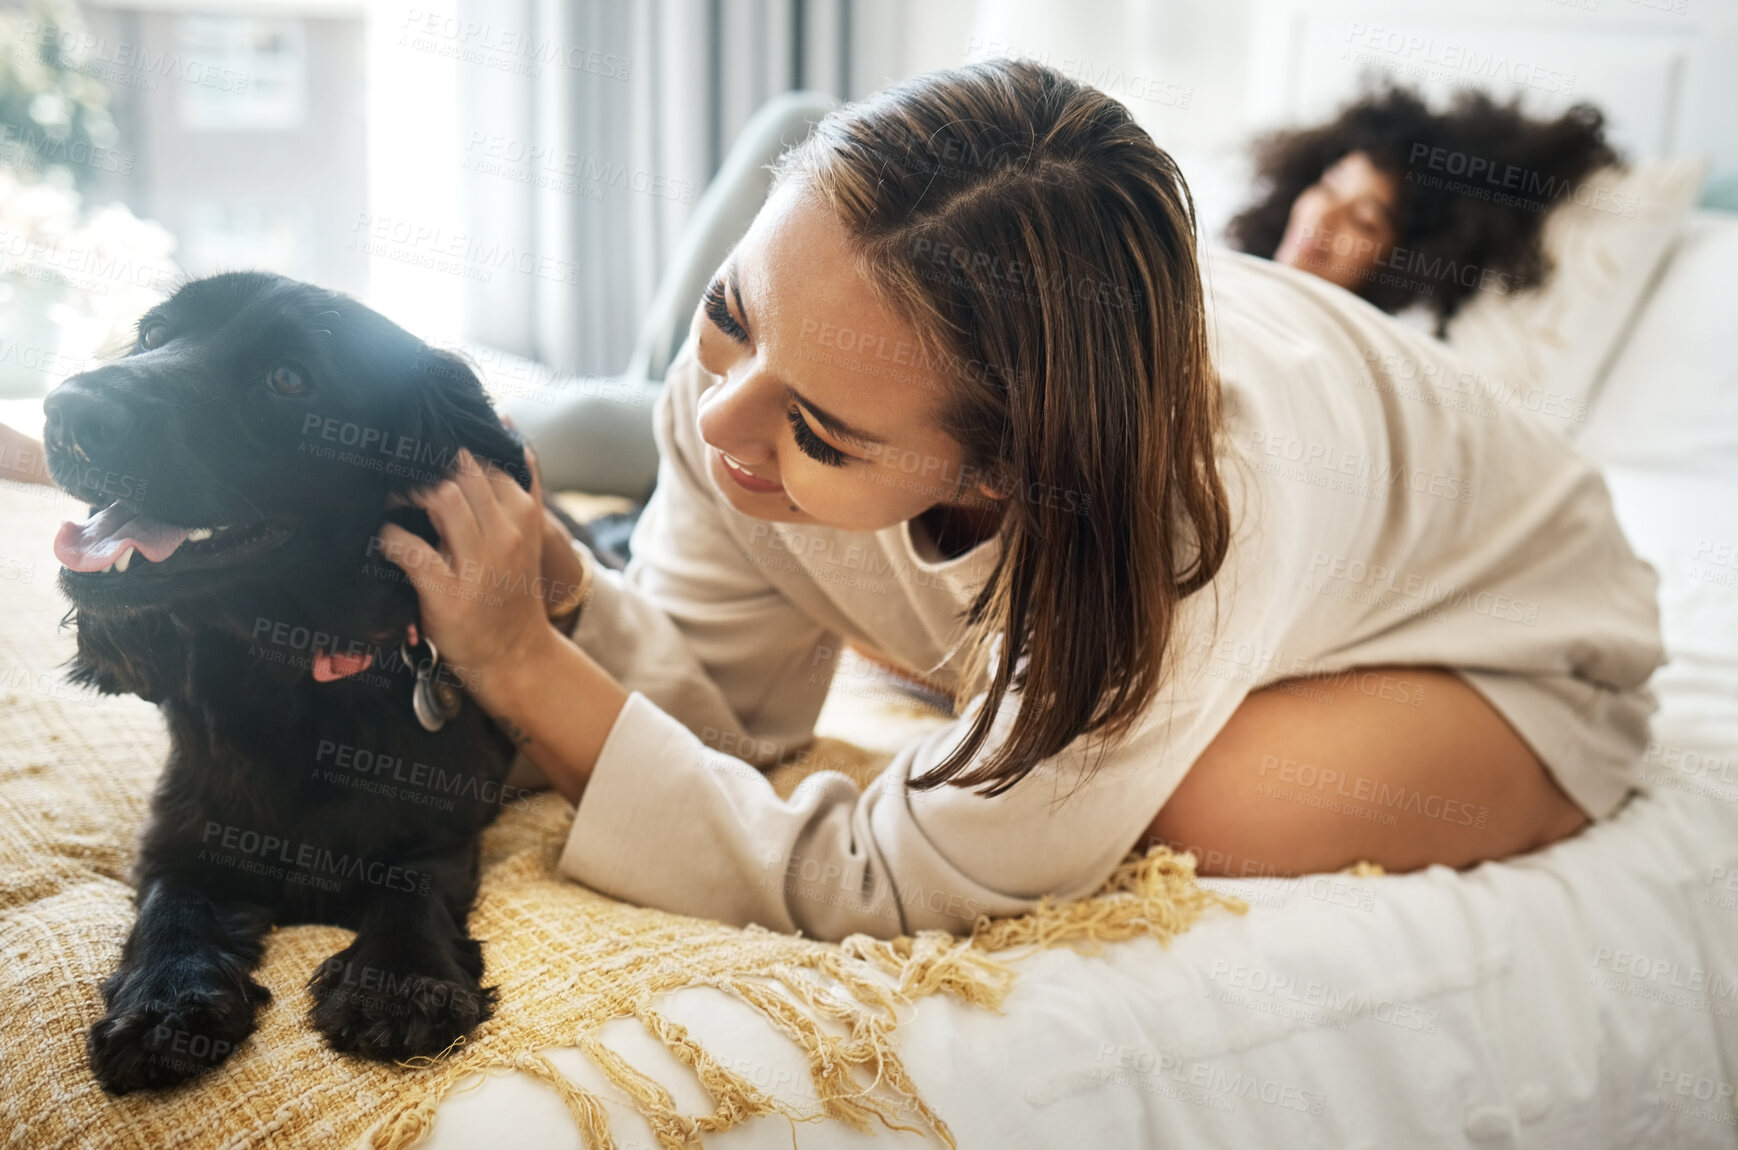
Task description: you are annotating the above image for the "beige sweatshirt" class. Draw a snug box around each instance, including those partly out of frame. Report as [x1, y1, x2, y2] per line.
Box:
[553, 248, 1666, 942]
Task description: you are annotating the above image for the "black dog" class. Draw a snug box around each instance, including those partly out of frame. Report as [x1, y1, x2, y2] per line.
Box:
[44, 271, 607, 1093]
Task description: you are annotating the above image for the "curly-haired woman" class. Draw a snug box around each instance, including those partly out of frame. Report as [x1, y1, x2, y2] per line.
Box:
[1227, 84, 1618, 333]
[371, 60, 1663, 940]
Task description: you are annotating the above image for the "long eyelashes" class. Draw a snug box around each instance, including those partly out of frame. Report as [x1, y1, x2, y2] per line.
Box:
[706, 276, 847, 467]
[703, 278, 748, 342]
[785, 406, 847, 467]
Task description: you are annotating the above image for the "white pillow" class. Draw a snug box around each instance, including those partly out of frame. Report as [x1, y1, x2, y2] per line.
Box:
[1575, 210, 1738, 472]
[1441, 157, 1710, 440]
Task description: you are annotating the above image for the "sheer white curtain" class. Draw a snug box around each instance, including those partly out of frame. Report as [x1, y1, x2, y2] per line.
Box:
[454, 0, 896, 377]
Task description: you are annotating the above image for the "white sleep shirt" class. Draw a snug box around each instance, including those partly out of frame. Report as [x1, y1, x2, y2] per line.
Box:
[549, 246, 1667, 941]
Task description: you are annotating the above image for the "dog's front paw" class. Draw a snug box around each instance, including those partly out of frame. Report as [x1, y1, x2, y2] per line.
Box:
[87, 978, 269, 1094]
[308, 948, 497, 1060]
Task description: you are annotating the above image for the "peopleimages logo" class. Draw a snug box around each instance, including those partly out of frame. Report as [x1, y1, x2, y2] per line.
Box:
[17, 19, 253, 93]
[347, 212, 582, 286]
[1205, 960, 1442, 1033]
[1342, 23, 1576, 96]
[462, 132, 696, 203]
[396, 9, 631, 79]
[0, 226, 177, 292]
[0, 123, 134, 174]
[1407, 143, 1641, 217]
[1093, 1045, 1327, 1115]
[313, 739, 535, 811]
[199, 821, 434, 896]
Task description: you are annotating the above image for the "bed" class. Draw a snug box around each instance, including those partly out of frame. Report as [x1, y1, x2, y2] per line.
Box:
[3, 104, 1735, 1150]
[407, 210, 1738, 1149]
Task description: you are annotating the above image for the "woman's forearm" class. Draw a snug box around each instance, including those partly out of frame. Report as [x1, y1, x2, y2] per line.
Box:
[470, 622, 630, 806]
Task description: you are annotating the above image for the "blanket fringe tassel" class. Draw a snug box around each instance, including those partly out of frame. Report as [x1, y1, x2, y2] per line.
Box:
[367, 844, 1249, 1150]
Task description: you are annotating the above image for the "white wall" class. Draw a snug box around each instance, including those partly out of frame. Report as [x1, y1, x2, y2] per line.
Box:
[891, 0, 1735, 232]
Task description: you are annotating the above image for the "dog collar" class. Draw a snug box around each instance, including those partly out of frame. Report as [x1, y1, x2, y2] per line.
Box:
[311, 649, 373, 682]
[310, 623, 415, 683]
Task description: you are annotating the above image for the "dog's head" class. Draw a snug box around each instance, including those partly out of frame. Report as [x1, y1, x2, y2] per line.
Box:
[44, 272, 528, 628]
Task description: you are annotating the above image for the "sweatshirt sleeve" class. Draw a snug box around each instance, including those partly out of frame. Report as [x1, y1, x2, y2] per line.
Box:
[557, 557, 1289, 941]
[558, 342, 839, 770]
[556, 423, 1303, 940]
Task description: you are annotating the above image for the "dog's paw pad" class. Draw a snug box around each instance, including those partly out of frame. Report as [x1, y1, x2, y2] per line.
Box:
[309, 958, 497, 1060]
[86, 984, 262, 1094]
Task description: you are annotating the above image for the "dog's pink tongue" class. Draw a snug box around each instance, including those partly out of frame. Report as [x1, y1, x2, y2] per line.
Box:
[54, 504, 192, 572]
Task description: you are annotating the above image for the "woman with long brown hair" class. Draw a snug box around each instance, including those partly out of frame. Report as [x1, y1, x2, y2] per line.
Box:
[374, 59, 1664, 940]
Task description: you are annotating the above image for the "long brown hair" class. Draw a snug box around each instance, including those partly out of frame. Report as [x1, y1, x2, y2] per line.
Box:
[773, 58, 1233, 796]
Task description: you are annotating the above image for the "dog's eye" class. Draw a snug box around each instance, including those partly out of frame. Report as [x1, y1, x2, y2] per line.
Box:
[140, 323, 167, 349]
[267, 365, 307, 396]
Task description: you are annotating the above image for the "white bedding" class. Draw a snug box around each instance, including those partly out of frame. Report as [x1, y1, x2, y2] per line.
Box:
[406, 214, 1738, 1150]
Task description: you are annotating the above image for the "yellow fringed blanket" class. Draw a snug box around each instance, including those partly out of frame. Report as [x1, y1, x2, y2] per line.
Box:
[0, 482, 1245, 1149]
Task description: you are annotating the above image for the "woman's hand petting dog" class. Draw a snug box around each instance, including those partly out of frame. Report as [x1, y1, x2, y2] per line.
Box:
[375, 446, 554, 685]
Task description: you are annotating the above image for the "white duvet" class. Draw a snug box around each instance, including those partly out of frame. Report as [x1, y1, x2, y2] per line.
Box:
[406, 215, 1738, 1150]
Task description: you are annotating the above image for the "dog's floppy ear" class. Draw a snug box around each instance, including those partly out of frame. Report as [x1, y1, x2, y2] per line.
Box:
[408, 349, 532, 492]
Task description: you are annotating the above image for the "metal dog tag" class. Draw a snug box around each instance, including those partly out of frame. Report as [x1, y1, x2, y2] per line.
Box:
[404, 636, 460, 733]
[413, 669, 446, 732]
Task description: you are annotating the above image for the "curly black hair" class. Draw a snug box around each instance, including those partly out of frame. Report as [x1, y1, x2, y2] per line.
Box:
[1225, 82, 1619, 333]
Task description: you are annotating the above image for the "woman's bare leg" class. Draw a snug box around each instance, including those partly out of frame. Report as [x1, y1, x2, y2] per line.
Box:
[1144, 665, 1590, 878]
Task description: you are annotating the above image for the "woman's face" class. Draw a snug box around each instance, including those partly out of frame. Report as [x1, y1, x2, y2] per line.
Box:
[1272, 151, 1400, 292]
[692, 181, 1006, 533]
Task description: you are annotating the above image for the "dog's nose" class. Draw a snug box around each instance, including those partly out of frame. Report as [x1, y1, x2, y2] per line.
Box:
[44, 385, 137, 454]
